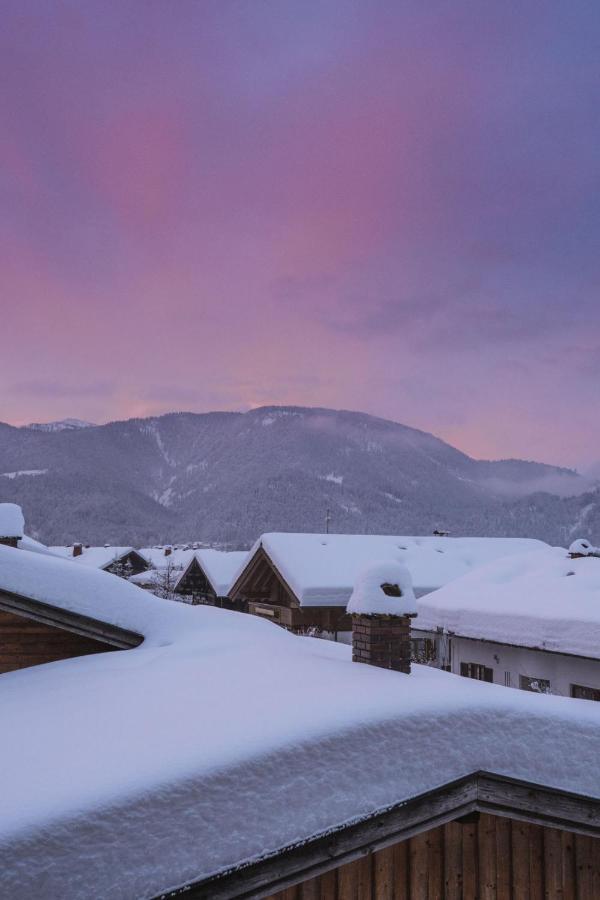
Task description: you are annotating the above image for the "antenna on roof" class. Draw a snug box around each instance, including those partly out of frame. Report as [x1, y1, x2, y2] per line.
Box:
[325, 508, 331, 534]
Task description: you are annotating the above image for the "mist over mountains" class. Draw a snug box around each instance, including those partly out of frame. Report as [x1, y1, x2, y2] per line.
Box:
[0, 406, 597, 547]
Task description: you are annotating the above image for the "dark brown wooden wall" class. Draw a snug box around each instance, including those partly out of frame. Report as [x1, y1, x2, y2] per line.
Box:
[266, 814, 600, 900]
[0, 609, 116, 674]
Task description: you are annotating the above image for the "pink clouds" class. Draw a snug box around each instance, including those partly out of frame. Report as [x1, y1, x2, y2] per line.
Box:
[1, 2, 600, 468]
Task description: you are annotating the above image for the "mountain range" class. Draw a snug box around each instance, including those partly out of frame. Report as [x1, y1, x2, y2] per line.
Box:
[0, 406, 597, 547]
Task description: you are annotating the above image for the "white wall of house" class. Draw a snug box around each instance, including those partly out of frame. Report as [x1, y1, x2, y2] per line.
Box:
[428, 631, 600, 698]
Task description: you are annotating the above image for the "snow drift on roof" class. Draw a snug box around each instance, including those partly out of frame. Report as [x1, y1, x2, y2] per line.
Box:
[233, 533, 549, 606]
[415, 546, 600, 658]
[18, 535, 62, 557]
[0, 503, 24, 538]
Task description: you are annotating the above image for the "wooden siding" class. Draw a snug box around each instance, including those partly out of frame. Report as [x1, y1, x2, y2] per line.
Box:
[0, 608, 117, 673]
[265, 815, 600, 900]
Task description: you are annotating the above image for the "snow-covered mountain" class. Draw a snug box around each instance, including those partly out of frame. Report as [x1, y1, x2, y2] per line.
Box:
[26, 419, 97, 432]
[0, 406, 597, 546]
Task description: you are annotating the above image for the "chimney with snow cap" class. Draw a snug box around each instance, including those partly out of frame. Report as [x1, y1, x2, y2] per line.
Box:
[72, 543, 83, 558]
[568, 538, 600, 559]
[347, 560, 418, 674]
[164, 545, 172, 557]
[0, 502, 24, 548]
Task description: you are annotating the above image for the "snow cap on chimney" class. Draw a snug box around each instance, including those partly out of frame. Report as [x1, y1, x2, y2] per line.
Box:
[0, 502, 24, 546]
[347, 559, 417, 617]
[568, 538, 600, 559]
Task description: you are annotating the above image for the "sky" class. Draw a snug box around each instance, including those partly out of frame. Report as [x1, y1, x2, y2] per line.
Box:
[1, 1, 599, 469]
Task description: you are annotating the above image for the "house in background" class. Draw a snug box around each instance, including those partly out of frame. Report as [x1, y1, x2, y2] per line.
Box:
[50, 544, 149, 577]
[415, 544, 600, 699]
[228, 532, 548, 636]
[175, 549, 248, 606]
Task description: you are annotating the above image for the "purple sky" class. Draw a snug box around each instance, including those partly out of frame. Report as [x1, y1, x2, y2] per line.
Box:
[2, 1, 599, 468]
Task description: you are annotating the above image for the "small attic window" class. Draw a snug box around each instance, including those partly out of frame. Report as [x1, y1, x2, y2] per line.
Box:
[381, 582, 403, 597]
[566, 571, 575, 577]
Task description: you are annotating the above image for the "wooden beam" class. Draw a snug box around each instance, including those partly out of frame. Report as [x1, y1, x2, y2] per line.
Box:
[0, 589, 143, 649]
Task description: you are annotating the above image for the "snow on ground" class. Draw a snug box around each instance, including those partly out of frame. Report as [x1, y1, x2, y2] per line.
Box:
[415, 546, 600, 658]
[0, 545, 599, 899]
[0, 502, 24, 537]
[233, 533, 548, 605]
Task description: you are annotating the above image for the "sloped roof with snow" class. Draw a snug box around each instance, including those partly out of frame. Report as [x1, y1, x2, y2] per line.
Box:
[232, 533, 548, 606]
[0, 545, 598, 899]
[139, 546, 197, 571]
[0, 503, 24, 538]
[186, 549, 249, 596]
[415, 546, 600, 658]
[49, 546, 145, 570]
[18, 535, 63, 557]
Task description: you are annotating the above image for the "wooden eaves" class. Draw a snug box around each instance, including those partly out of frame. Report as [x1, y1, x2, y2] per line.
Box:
[0, 588, 143, 650]
[158, 772, 600, 900]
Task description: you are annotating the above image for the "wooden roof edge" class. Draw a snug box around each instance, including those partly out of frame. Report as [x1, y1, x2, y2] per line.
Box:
[160, 771, 600, 900]
[227, 541, 264, 599]
[228, 543, 300, 607]
[101, 548, 150, 571]
[0, 589, 144, 650]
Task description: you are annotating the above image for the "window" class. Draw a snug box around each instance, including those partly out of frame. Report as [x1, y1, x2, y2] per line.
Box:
[520, 675, 551, 694]
[504, 671, 511, 687]
[460, 662, 493, 682]
[571, 684, 600, 702]
[411, 637, 437, 664]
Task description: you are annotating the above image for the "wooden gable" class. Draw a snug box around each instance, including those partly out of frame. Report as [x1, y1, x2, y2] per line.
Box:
[177, 557, 216, 603]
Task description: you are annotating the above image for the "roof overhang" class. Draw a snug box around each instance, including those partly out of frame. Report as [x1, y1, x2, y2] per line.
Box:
[0, 589, 143, 649]
[165, 772, 600, 899]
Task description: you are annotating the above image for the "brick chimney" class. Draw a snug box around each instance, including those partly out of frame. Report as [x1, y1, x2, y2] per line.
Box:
[164, 545, 172, 557]
[73, 543, 83, 558]
[347, 561, 418, 674]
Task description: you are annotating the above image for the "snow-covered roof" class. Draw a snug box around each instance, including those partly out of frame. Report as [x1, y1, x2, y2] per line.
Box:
[128, 568, 164, 587]
[139, 546, 197, 571]
[0, 545, 599, 898]
[415, 546, 600, 658]
[347, 560, 417, 616]
[0, 543, 183, 641]
[17, 535, 63, 557]
[49, 546, 143, 570]
[0, 503, 24, 538]
[232, 533, 549, 606]
[186, 549, 249, 596]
